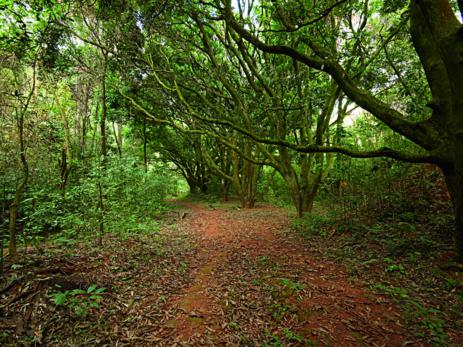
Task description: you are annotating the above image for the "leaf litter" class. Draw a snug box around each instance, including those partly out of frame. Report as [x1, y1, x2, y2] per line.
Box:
[1, 201, 460, 346]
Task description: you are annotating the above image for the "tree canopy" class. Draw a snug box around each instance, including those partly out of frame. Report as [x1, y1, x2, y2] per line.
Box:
[2, 0, 463, 259]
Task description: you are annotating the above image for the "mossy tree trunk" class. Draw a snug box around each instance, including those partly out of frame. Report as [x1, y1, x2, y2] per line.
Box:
[409, 0, 463, 260]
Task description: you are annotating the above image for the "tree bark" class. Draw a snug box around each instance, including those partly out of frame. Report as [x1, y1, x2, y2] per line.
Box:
[8, 62, 36, 260]
[9, 110, 29, 260]
[1, 186, 6, 275]
[97, 181, 104, 246]
[409, 0, 463, 261]
[443, 167, 463, 262]
[112, 122, 122, 158]
[100, 59, 108, 165]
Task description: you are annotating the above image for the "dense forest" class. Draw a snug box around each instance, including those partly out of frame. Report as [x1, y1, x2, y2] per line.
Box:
[1, 0, 463, 345]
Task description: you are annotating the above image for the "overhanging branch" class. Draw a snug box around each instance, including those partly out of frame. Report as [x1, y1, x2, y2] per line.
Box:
[221, 0, 437, 150]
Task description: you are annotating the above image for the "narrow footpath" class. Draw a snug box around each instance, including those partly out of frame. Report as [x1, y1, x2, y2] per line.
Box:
[159, 202, 406, 346]
[0, 201, 415, 346]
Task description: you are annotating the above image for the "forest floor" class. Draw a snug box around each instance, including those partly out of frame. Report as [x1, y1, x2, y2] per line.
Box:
[1, 200, 462, 346]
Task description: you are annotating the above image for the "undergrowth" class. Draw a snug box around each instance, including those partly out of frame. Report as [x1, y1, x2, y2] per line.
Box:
[292, 165, 463, 345]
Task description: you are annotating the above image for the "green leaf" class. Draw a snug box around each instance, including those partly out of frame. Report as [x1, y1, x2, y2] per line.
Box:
[52, 292, 68, 305]
[71, 288, 86, 295]
[87, 284, 97, 293]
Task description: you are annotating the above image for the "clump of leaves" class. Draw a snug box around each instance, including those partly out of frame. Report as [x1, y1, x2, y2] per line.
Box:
[291, 214, 334, 237]
[280, 278, 304, 291]
[263, 328, 316, 346]
[50, 284, 106, 319]
[384, 257, 406, 274]
[371, 283, 448, 344]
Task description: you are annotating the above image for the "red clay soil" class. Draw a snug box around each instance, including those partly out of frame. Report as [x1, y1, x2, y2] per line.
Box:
[162, 202, 409, 346]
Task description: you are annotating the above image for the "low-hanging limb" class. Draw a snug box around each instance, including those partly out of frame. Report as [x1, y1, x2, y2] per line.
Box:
[172, 82, 434, 164]
[123, 81, 433, 167]
[120, 89, 275, 167]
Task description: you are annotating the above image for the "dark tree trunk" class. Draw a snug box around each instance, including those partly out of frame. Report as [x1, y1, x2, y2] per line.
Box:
[287, 181, 304, 218]
[100, 60, 108, 166]
[59, 148, 71, 195]
[9, 115, 28, 260]
[112, 122, 122, 159]
[186, 175, 208, 194]
[222, 179, 231, 202]
[442, 131, 463, 262]
[410, 0, 463, 261]
[1, 187, 6, 275]
[97, 181, 104, 246]
[443, 168, 463, 262]
[303, 192, 316, 213]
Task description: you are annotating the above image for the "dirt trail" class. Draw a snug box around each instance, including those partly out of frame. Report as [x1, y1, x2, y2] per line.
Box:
[162, 202, 407, 346]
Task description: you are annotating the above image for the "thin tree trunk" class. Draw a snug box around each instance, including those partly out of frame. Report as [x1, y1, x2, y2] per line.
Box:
[143, 116, 148, 172]
[9, 110, 29, 260]
[59, 148, 71, 195]
[97, 181, 104, 246]
[90, 101, 100, 159]
[8, 62, 36, 260]
[112, 121, 122, 158]
[1, 186, 7, 275]
[98, 58, 108, 245]
[100, 60, 108, 165]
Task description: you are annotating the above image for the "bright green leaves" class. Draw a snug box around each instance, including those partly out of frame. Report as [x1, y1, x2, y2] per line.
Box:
[50, 284, 107, 319]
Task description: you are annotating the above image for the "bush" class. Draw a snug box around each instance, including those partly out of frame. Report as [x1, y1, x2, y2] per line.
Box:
[15, 158, 180, 245]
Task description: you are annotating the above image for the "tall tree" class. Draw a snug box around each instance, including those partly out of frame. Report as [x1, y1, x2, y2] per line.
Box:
[216, 0, 463, 259]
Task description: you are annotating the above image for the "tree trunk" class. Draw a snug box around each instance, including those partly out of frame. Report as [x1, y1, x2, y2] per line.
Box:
[409, 0, 463, 261]
[1, 186, 6, 275]
[187, 179, 199, 194]
[97, 181, 104, 246]
[59, 147, 71, 195]
[143, 116, 148, 172]
[286, 174, 304, 217]
[98, 59, 108, 245]
[100, 61, 108, 165]
[303, 191, 316, 213]
[443, 168, 463, 262]
[222, 179, 231, 202]
[112, 122, 122, 158]
[9, 112, 29, 260]
[443, 132, 463, 261]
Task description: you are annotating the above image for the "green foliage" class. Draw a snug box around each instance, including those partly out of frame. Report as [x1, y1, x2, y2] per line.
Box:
[292, 212, 340, 237]
[268, 301, 291, 321]
[50, 284, 106, 319]
[263, 329, 316, 347]
[383, 258, 406, 274]
[279, 278, 305, 292]
[257, 169, 292, 206]
[370, 283, 409, 299]
[371, 283, 448, 345]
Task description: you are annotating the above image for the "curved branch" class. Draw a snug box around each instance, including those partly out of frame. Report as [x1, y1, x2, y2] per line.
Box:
[222, 0, 437, 150]
[120, 89, 274, 167]
[293, 144, 433, 164]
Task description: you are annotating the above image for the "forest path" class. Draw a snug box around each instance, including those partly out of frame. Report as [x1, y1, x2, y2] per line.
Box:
[161, 201, 407, 346]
